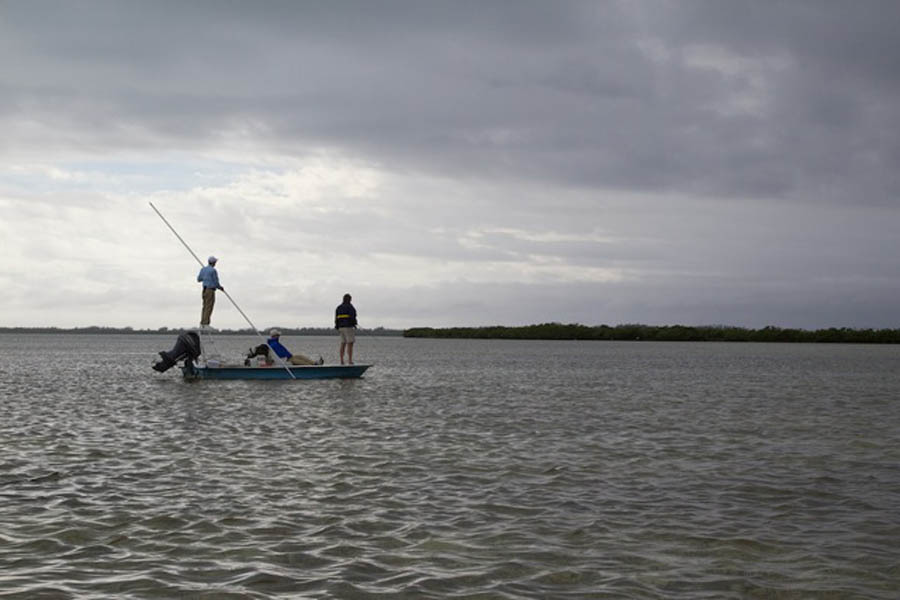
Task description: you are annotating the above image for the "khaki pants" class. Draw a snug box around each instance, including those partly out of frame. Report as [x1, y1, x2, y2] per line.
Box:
[288, 354, 315, 365]
[201, 287, 216, 325]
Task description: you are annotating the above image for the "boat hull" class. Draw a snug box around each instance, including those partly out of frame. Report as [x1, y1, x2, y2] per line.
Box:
[182, 363, 371, 380]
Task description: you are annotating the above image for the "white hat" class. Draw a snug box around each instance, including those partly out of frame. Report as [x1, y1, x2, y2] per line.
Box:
[208, 256, 218, 263]
[269, 329, 281, 336]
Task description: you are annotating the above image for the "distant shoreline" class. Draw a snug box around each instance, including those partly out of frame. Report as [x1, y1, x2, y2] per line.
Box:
[4, 323, 900, 343]
[403, 323, 900, 344]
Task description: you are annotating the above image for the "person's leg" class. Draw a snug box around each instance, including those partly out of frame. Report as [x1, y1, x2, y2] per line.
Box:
[345, 328, 356, 364]
[289, 354, 315, 365]
[200, 288, 215, 325]
[339, 341, 346, 364]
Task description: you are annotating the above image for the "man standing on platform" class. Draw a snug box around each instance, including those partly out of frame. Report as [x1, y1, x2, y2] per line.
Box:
[335, 293, 357, 365]
[197, 256, 224, 328]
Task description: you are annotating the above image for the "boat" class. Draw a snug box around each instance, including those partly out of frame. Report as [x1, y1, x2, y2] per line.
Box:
[148, 204, 370, 382]
[182, 362, 371, 380]
[152, 331, 371, 381]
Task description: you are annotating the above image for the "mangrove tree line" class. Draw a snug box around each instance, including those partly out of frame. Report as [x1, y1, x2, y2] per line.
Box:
[403, 323, 900, 343]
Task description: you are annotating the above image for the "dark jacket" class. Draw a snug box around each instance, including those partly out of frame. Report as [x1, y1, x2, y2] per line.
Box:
[335, 302, 357, 329]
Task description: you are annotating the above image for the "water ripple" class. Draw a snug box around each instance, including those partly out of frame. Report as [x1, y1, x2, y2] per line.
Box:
[1, 335, 899, 598]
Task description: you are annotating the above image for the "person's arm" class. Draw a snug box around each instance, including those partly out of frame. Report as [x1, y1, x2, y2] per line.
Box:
[197, 267, 204, 282]
[211, 269, 222, 290]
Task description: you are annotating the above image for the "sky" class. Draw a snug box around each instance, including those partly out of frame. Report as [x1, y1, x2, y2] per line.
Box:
[1, 0, 899, 331]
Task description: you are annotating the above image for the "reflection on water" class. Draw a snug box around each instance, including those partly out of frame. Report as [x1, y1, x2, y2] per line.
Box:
[1, 334, 899, 598]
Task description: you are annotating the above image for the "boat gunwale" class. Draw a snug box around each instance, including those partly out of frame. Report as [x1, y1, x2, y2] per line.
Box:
[196, 363, 373, 370]
[180, 362, 372, 380]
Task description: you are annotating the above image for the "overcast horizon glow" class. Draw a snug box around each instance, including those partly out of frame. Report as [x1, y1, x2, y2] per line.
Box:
[2, 1, 899, 330]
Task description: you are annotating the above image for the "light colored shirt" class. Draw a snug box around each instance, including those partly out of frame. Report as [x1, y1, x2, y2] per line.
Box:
[197, 265, 220, 288]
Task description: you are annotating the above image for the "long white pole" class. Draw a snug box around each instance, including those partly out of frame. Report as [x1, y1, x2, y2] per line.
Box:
[149, 202, 297, 379]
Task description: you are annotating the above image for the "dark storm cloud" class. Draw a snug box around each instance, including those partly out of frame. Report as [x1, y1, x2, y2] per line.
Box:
[3, 1, 896, 204]
[653, 0, 900, 203]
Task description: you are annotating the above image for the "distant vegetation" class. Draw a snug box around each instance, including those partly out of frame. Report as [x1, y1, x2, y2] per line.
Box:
[0, 326, 403, 336]
[403, 323, 900, 343]
[5, 323, 899, 343]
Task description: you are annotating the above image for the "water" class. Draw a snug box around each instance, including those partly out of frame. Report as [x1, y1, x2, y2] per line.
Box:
[1, 334, 899, 599]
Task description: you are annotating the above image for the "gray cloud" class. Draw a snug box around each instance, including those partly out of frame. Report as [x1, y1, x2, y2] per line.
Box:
[4, 1, 898, 203]
[1, 1, 899, 329]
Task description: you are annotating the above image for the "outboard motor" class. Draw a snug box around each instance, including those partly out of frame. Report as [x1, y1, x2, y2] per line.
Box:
[152, 331, 202, 373]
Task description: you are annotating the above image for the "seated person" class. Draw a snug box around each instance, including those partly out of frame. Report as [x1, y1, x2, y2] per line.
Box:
[266, 329, 323, 365]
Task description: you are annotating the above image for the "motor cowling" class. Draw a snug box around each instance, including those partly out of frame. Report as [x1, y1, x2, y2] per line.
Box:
[152, 331, 201, 372]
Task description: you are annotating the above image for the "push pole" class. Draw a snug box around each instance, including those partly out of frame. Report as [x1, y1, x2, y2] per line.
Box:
[149, 202, 297, 378]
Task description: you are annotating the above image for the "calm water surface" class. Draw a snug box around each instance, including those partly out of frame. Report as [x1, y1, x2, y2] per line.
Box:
[1, 334, 899, 599]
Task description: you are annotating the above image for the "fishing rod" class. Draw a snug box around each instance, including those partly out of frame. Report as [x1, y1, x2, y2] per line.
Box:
[149, 201, 297, 379]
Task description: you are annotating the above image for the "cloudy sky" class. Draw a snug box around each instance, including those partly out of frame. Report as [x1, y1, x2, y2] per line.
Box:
[2, 1, 898, 330]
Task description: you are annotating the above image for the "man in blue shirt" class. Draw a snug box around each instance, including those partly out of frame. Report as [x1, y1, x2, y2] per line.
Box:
[197, 256, 224, 327]
[335, 293, 358, 365]
[267, 329, 322, 365]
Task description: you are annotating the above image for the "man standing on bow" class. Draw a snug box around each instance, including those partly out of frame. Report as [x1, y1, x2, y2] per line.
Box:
[197, 256, 224, 328]
[335, 293, 358, 365]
